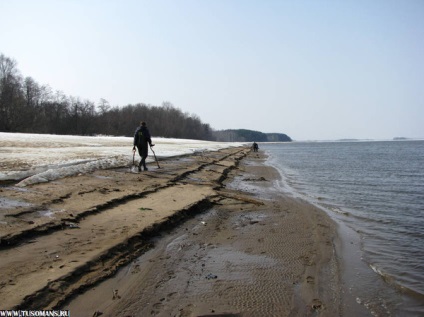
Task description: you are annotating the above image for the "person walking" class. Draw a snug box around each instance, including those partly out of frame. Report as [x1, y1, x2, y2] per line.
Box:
[133, 121, 154, 172]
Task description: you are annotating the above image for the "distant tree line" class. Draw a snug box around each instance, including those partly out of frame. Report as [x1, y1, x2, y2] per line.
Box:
[214, 129, 292, 142]
[0, 53, 213, 139]
[1, 53, 291, 142]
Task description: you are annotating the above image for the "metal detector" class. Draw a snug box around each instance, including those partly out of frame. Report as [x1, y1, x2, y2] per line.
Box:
[150, 144, 160, 168]
[130, 149, 138, 172]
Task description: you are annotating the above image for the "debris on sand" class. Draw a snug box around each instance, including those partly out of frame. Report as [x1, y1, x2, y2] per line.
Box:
[205, 273, 218, 280]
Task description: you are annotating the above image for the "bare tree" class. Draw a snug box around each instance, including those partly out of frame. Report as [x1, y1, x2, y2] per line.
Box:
[0, 54, 24, 131]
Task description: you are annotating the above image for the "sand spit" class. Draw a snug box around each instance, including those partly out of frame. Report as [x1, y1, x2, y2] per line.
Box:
[0, 147, 342, 316]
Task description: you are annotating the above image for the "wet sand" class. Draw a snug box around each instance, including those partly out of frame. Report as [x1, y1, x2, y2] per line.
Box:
[0, 147, 343, 316]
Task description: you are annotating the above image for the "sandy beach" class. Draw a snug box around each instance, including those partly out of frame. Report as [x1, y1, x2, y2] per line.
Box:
[0, 147, 344, 316]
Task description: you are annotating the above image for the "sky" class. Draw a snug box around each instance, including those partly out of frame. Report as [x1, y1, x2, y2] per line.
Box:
[1, 0, 423, 141]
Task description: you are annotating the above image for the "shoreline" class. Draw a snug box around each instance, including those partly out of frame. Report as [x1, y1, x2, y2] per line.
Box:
[1, 147, 345, 316]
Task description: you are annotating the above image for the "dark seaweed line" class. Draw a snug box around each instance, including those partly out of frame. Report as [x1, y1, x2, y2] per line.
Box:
[13, 148, 249, 310]
[0, 188, 158, 249]
[0, 148, 248, 249]
[16, 198, 215, 310]
[15, 149, 249, 309]
[168, 148, 247, 183]
[5, 193, 73, 218]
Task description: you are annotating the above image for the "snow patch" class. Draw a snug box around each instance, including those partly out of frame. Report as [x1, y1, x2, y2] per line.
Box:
[16, 156, 127, 187]
[1, 133, 247, 186]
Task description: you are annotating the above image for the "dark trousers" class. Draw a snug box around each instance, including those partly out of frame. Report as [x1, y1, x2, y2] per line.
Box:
[137, 145, 148, 169]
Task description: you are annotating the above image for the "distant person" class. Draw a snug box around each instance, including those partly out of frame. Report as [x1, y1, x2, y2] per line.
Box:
[133, 121, 154, 172]
[252, 142, 259, 152]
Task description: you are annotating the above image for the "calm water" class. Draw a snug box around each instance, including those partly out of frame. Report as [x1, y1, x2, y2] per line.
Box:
[262, 140, 424, 316]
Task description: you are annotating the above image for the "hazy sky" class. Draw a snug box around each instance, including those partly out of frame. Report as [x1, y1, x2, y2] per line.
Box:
[1, 0, 423, 140]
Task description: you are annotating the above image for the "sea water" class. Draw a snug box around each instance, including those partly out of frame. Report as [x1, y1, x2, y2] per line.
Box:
[262, 140, 424, 316]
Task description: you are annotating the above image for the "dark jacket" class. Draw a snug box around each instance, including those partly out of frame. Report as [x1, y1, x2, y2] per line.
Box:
[133, 126, 152, 148]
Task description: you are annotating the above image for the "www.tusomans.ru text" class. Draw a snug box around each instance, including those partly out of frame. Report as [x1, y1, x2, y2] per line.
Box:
[0, 311, 70, 317]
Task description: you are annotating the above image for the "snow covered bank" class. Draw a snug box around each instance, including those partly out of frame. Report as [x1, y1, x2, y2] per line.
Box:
[0, 133, 246, 185]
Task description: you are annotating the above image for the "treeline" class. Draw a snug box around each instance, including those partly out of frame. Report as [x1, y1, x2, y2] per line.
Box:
[214, 129, 292, 142]
[0, 53, 213, 139]
[1, 53, 293, 142]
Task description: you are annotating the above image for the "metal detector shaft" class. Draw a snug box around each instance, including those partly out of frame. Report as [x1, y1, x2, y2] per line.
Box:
[150, 145, 160, 168]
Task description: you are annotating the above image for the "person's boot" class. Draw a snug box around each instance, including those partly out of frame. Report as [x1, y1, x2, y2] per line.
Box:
[138, 163, 142, 172]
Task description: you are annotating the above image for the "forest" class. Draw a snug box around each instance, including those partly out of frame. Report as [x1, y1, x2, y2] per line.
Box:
[0, 53, 214, 140]
[0, 53, 291, 142]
